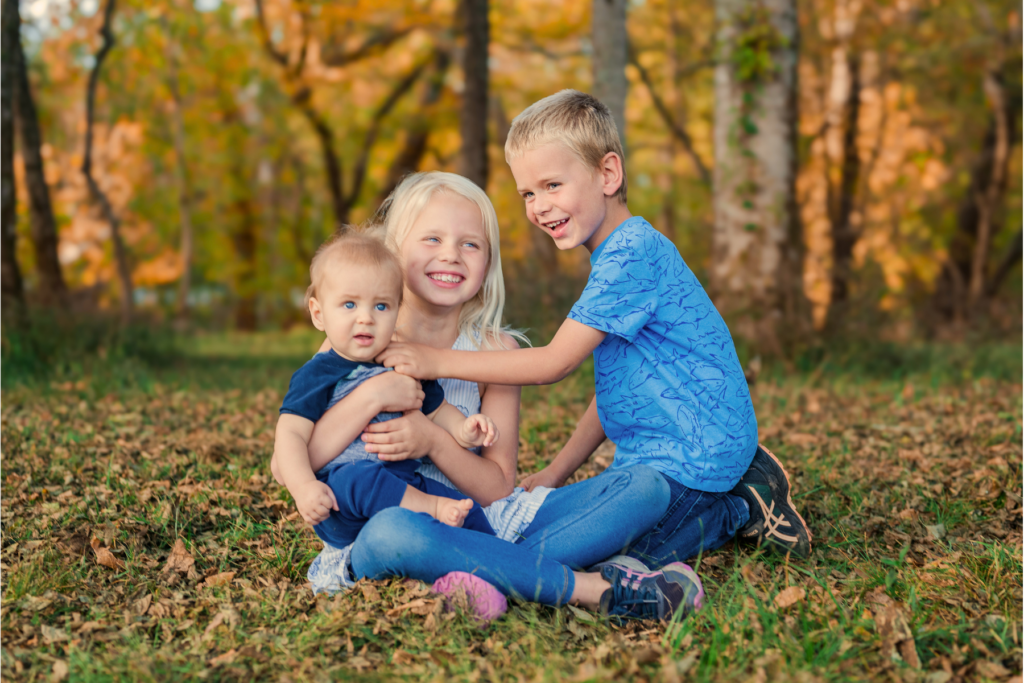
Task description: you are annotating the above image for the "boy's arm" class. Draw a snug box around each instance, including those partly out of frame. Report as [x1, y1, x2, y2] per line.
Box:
[378, 318, 606, 386]
[274, 414, 338, 525]
[521, 397, 606, 490]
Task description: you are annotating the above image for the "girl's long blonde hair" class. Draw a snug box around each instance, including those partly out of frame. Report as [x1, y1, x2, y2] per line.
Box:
[374, 172, 527, 349]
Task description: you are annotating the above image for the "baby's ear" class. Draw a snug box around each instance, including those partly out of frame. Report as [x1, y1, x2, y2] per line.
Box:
[308, 298, 326, 331]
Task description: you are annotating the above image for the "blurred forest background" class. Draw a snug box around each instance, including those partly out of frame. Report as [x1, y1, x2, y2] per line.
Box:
[1, 0, 1021, 367]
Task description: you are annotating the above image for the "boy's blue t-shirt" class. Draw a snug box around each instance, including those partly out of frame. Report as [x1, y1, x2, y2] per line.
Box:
[568, 217, 758, 492]
[280, 350, 445, 471]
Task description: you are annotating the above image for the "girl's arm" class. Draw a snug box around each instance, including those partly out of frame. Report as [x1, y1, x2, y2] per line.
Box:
[304, 371, 426, 473]
[521, 397, 605, 491]
[378, 319, 606, 386]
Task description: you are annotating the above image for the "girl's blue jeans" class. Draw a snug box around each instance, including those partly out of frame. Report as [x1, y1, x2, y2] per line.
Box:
[349, 465, 750, 606]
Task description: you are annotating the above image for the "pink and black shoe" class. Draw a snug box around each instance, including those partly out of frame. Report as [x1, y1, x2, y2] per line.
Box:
[591, 559, 704, 621]
[431, 571, 508, 624]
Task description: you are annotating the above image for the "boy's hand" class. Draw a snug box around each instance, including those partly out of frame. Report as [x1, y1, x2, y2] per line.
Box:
[292, 480, 339, 525]
[376, 342, 440, 379]
[520, 465, 567, 492]
[457, 414, 499, 449]
[365, 411, 439, 462]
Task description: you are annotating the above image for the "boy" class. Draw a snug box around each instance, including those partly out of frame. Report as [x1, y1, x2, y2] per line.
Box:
[379, 90, 811, 573]
[272, 231, 499, 549]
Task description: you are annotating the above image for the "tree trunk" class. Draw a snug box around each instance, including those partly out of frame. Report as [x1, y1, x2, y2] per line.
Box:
[1, 0, 25, 314]
[592, 0, 628, 148]
[81, 0, 132, 326]
[11, 0, 67, 308]
[164, 29, 194, 325]
[710, 0, 803, 353]
[458, 0, 489, 189]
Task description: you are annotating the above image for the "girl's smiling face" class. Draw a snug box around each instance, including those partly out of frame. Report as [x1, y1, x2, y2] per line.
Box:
[400, 193, 490, 311]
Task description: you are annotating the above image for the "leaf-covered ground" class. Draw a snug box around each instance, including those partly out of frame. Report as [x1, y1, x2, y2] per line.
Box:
[2, 334, 1021, 682]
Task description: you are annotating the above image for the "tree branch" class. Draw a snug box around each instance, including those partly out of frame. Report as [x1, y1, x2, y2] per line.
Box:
[81, 0, 133, 325]
[320, 27, 415, 67]
[346, 54, 433, 208]
[628, 44, 712, 185]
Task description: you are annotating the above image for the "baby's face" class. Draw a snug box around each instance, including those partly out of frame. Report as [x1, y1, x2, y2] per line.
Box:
[310, 263, 401, 363]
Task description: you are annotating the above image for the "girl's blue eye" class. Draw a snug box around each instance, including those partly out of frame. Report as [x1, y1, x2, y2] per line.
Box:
[463, 242, 478, 249]
[427, 237, 440, 243]
[375, 303, 387, 311]
[344, 302, 355, 309]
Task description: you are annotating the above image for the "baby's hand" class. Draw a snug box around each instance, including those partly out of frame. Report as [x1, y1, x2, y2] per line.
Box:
[458, 414, 499, 449]
[293, 480, 339, 525]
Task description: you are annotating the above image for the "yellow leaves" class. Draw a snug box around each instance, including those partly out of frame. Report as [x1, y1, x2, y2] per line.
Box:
[90, 538, 124, 572]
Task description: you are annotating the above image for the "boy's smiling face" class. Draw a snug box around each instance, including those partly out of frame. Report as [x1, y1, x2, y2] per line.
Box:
[309, 262, 401, 363]
[510, 142, 629, 253]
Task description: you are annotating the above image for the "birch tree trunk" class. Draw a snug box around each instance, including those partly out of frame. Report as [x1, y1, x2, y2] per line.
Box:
[458, 0, 489, 189]
[592, 0, 628, 148]
[710, 0, 804, 353]
[10, 0, 67, 308]
[1, 0, 25, 314]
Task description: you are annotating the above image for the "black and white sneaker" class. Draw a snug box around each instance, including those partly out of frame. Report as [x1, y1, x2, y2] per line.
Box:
[730, 444, 812, 559]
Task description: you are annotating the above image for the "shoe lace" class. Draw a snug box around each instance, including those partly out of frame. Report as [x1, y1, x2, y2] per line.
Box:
[608, 574, 663, 620]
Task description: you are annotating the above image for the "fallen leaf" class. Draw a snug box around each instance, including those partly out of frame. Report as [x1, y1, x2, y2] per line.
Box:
[386, 598, 437, 617]
[392, 649, 416, 666]
[567, 604, 597, 623]
[203, 608, 242, 638]
[90, 538, 124, 571]
[774, 586, 805, 609]
[163, 539, 194, 574]
[23, 594, 54, 612]
[925, 524, 946, 540]
[209, 649, 237, 667]
[50, 659, 68, 682]
[203, 571, 236, 588]
[41, 625, 68, 644]
[975, 660, 1011, 679]
[360, 583, 381, 602]
[867, 590, 919, 668]
[132, 594, 152, 616]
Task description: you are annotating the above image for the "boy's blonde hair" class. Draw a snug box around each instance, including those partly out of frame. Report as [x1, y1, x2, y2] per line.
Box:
[505, 89, 627, 203]
[305, 230, 403, 307]
[375, 172, 527, 349]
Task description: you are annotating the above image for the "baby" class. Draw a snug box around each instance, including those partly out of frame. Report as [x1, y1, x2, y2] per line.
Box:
[272, 231, 499, 548]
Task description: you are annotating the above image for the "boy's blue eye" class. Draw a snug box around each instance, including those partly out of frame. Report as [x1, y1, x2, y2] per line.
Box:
[344, 302, 355, 309]
[548, 182, 560, 190]
[523, 192, 533, 200]
[375, 303, 388, 311]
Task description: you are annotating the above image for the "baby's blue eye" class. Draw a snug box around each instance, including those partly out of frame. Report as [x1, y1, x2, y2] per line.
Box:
[375, 303, 388, 311]
[344, 302, 355, 309]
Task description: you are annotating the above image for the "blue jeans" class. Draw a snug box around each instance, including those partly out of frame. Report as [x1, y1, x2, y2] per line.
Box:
[314, 460, 494, 548]
[350, 465, 669, 606]
[624, 474, 750, 568]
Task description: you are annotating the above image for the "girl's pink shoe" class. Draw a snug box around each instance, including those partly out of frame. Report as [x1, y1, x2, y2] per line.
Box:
[431, 571, 507, 624]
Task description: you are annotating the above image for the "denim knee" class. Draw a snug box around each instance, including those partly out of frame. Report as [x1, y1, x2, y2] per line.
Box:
[622, 464, 671, 511]
[350, 507, 432, 579]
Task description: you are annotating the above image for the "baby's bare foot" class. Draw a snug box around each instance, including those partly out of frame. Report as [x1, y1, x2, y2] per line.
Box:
[435, 498, 474, 527]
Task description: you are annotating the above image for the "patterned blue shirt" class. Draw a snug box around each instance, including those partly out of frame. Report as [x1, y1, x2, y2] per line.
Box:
[568, 217, 757, 492]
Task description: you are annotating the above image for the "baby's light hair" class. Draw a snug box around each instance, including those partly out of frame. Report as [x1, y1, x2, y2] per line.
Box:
[505, 89, 627, 203]
[305, 229, 403, 308]
[375, 172, 528, 349]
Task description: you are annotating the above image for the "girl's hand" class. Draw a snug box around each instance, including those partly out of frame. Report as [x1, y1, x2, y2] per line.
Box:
[359, 371, 425, 413]
[293, 480, 339, 525]
[520, 465, 567, 492]
[457, 414, 499, 449]
[363, 411, 439, 461]
[376, 342, 440, 379]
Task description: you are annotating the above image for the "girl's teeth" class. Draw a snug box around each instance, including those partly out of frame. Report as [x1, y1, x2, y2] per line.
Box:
[430, 274, 462, 283]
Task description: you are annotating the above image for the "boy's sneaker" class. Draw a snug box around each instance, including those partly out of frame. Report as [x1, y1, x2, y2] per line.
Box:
[431, 571, 507, 624]
[594, 560, 704, 621]
[730, 444, 812, 559]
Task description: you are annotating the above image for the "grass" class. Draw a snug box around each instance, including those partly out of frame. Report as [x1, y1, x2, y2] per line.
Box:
[1, 331, 1021, 682]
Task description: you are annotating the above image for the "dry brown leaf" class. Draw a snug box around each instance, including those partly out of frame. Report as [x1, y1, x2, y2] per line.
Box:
[209, 649, 238, 667]
[41, 624, 68, 644]
[386, 598, 437, 617]
[90, 538, 125, 571]
[774, 586, 805, 609]
[392, 649, 416, 666]
[360, 583, 381, 602]
[203, 608, 242, 638]
[867, 590, 919, 668]
[203, 571, 236, 588]
[162, 539, 194, 574]
[132, 594, 152, 616]
[50, 659, 69, 682]
[974, 660, 1011, 679]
